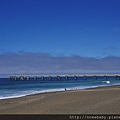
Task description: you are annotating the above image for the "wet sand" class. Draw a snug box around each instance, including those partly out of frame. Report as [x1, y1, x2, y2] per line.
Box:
[0, 85, 120, 114]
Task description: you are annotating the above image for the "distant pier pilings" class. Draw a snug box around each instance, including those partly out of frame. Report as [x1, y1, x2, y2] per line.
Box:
[9, 74, 120, 81]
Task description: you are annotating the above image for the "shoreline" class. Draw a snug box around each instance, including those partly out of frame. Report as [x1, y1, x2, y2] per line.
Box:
[0, 83, 120, 100]
[0, 84, 120, 114]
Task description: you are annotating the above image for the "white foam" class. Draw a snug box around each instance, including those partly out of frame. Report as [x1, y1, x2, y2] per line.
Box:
[0, 94, 27, 100]
[103, 81, 110, 84]
[0, 89, 65, 100]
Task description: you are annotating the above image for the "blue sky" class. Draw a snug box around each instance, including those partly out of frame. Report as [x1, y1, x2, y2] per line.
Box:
[0, 0, 120, 75]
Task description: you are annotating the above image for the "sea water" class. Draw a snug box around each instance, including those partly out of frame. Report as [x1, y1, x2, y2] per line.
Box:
[0, 76, 120, 100]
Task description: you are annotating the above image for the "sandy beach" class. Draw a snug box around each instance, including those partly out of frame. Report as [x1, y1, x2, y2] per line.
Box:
[0, 85, 120, 114]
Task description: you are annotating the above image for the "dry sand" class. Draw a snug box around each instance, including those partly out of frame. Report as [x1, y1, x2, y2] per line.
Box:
[0, 85, 120, 114]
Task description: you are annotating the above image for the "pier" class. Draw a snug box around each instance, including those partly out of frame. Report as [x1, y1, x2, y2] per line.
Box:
[9, 73, 120, 81]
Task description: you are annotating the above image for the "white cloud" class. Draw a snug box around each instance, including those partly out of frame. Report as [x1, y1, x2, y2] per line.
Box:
[0, 52, 120, 75]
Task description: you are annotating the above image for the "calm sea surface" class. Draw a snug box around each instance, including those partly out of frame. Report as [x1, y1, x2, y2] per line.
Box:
[0, 76, 120, 100]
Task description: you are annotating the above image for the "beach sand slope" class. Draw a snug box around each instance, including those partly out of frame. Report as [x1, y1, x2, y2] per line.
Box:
[0, 85, 120, 114]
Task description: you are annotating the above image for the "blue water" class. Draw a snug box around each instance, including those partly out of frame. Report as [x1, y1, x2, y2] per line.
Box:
[0, 76, 120, 100]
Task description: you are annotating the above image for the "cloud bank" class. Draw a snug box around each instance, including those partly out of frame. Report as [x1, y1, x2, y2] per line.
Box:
[0, 51, 120, 75]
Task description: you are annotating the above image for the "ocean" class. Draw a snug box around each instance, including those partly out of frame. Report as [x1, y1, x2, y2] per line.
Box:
[0, 76, 120, 100]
